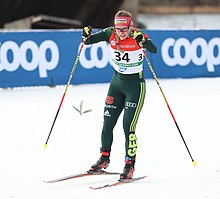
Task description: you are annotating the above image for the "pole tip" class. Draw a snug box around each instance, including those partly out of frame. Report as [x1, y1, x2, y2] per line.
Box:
[44, 143, 47, 149]
[193, 160, 197, 167]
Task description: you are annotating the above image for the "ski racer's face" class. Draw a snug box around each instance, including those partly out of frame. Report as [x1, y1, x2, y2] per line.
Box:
[115, 25, 130, 40]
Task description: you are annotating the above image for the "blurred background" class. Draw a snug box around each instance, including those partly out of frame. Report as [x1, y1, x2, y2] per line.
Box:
[1, 0, 220, 30]
[0, 0, 220, 88]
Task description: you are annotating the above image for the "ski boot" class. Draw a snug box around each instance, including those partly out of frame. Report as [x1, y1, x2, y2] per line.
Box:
[119, 157, 136, 180]
[88, 148, 110, 174]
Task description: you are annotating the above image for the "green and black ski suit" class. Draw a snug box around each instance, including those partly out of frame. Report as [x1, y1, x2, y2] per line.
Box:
[85, 27, 157, 159]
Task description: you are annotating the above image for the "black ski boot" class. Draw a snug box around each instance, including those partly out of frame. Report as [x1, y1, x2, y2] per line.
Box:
[119, 157, 135, 180]
[88, 148, 110, 174]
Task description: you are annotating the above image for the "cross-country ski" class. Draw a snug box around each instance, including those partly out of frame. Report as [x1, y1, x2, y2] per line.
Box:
[44, 170, 120, 183]
[90, 175, 149, 190]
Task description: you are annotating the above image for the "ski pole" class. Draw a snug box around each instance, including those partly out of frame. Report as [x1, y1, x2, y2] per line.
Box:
[44, 39, 86, 149]
[142, 49, 197, 167]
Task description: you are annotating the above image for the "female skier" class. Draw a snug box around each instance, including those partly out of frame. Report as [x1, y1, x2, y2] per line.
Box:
[82, 10, 157, 180]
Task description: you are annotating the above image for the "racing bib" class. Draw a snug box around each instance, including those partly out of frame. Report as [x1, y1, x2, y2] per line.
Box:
[111, 48, 144, 74]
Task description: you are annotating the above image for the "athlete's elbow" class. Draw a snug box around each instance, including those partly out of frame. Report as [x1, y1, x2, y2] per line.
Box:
[152, 46, 157, 53]
[148, 46, 157, 54]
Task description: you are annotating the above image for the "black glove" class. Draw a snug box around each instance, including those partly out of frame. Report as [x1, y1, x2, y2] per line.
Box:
[82, 26, 92, 40]
[133, 31, 145, 47]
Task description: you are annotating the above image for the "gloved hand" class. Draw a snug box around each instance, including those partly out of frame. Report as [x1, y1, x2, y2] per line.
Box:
[133, 31, 145, 47]
[82, 26, 92, 40]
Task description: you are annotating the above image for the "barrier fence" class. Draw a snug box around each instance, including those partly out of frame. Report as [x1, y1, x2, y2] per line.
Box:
[0, 30, 220, 87]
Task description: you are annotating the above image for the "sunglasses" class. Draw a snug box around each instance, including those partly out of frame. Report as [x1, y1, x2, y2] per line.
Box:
[115, 27, 129, 32]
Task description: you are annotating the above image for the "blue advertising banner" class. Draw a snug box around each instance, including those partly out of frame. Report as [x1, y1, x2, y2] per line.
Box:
[0, 30, 220, 88]
[149, 30, 220, 78]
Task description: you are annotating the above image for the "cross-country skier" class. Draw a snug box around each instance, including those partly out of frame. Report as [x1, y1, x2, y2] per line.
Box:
[82, 10, 157, 180]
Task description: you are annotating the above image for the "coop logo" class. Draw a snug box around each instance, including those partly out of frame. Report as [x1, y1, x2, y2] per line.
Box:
[0, 40, 59, 77]
[79, 42, 112, 69]
[161, 37, 220, 72]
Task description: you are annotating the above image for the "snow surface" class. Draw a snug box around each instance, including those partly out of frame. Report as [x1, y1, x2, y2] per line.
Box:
[0, 77, 220, 199]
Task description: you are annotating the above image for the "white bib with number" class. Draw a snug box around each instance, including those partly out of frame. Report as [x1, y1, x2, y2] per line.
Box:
[110, 48, 144, 74]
